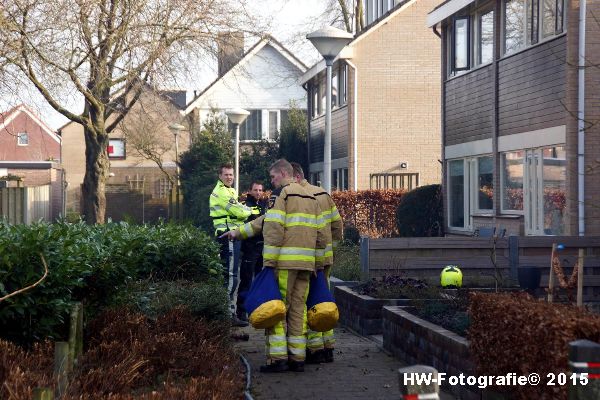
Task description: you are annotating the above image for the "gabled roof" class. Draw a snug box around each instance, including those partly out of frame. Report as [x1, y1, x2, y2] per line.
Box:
[0, 104, 61, 144]
[300, 0, 418, 85]
[183, 36, 308, 115]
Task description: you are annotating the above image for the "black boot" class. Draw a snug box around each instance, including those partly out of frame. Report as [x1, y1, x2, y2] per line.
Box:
[288, 360, 305, 372]
[324, 348, 334, 363]
[231, 313, 249, 327]
[259, 360, 288, 373]
[306, 350, 325, 364]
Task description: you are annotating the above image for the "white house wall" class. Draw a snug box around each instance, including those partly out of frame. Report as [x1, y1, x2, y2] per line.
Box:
[194, 44, 306, 112]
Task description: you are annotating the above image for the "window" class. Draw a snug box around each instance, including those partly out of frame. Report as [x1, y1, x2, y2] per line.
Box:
[331, 70, 338, 107]
[501, 150, 524, 212]
[369, 173, 419, 190]
[17, 132, 29, 146]
[311, 171, 322, 187]
[280, 110, 289, 131]
[478, 9, 494, 65]
[365, 0, 397, 25]
[504, 0, 526, 54]
[476, 156, 494, 211]
[229, 110, 262, 141]
[452, 16, 470, 71]
[312, 84, 319, 118]
[320, 83, 326, 116]
[502, 0, 565, 55]
[448, 160, 466, 228]
[108, 138, 126, 159]
[340, 64, 348, 105]
[268, 111, 278, 140]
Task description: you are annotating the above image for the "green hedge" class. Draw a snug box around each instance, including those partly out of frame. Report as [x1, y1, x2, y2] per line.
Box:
[0, 220, 222, 344]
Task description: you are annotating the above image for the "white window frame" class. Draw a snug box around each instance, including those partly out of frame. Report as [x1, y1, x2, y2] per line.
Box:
[265, 110, 280, 141]
[17, 132, 29, 146]
[474, 6, 495, 67]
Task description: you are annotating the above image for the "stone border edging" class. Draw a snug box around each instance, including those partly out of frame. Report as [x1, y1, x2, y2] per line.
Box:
[240, 354, 254, 400]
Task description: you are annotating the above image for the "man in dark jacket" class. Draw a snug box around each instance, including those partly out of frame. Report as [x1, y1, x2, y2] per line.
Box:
[236, 181, 268, 320]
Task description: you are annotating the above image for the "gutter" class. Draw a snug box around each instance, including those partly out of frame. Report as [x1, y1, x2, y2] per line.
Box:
[578, 0, 586, 236]
[345, 60, 359, 191]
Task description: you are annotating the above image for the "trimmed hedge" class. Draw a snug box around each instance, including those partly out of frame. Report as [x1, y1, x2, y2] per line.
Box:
[331, 189, 405, 238]
[469, 292, 600, 399]
[0, 221, 222, 345]
[395, 184, 444, 237]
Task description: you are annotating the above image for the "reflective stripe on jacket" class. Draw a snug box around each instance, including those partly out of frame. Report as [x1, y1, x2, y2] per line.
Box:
[299, 179, 343, 268]
[239, 180, 326, 271]
[209, 180, 252, 235]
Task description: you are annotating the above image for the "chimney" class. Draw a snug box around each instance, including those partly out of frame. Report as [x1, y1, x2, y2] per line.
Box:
[217, 32, 244, 77]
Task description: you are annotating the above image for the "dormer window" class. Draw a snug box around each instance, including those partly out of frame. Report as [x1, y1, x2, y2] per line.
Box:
[17, 132, 29, 146]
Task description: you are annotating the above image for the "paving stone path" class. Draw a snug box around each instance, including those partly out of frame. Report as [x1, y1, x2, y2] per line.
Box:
[234, 325, 456, 400]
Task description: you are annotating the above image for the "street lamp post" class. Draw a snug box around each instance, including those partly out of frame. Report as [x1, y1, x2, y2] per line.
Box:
[307, 26, 353, 193]
[225, 108, 250, 194]
[169, 123, 186, 219]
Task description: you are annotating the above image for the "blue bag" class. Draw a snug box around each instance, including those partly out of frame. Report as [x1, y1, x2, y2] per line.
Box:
[243, 268, 286, 329]
[306, 270, 339, 332]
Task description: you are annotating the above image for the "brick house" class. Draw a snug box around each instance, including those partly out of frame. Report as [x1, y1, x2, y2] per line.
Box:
[428, 0, 600, 236]
[0, 104, 63, 220]
[300, 0, 443, 191]
[59, 87, 189, 222]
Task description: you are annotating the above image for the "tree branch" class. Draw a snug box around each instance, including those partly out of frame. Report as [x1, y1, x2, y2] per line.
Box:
[0, 253, 49, 303]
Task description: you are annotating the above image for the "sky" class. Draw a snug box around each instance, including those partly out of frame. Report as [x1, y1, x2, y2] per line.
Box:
[0, 0, 332, 130]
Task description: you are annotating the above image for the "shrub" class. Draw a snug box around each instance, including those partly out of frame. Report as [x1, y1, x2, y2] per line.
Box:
[343, 225, 361, 245]
[111, 280, 230, 321]
[469, 292, 600, 399]
[332, 189, 405, 238]
[395, 184, 444, 237]
[0, 221, 222, 345]
[1, 308, 244, 399]
[332, 244, 361, 281]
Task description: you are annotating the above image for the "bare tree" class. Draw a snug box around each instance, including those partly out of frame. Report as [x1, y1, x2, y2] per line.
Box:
[319, 0, 363, 33]
[0, 0, 256, 223]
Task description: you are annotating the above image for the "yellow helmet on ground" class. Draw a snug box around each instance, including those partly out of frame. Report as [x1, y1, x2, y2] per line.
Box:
[441, 265, 463, 288]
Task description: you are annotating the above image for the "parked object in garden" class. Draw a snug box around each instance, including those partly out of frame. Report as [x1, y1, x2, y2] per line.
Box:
[517, 266, 541, 291]
[243, 268, 286, 329]
[440, 265, 462, 288]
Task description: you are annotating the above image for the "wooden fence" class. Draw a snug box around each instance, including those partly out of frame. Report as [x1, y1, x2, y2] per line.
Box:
[360, 236, 600, 301]
[0, 186, 50, 224]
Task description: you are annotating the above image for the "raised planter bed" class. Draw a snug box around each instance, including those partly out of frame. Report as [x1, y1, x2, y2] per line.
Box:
[334, 285, 413, 335]
[383, 305, 479, 400]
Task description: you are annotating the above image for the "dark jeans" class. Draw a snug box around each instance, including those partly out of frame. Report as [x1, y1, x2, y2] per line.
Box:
[237, 240, 264, 314]
[217, 236, 241, 315]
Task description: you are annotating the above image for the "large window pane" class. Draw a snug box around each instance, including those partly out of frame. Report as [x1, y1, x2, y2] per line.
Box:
[542, 146, 566, 235]
[453, 17, 469, 70]
[504, 0, 525, 54]
[268, 111, 278, 140]
[477, 156, 494, 210]
[501, 151, 524, 211]
[331, 71, 338, 107]
[541, 0, 556, 38]
[449, 160, 465, 228]
[479, 10, 494, 64]
[232, 109, 262, 141]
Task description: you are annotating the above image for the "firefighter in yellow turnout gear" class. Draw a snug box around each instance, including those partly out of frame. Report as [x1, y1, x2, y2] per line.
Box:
[222, 159, 326, 373]
[291, 162, 343, 363]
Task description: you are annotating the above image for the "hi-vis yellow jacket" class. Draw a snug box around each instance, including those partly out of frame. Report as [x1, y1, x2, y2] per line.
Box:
[298, 179, 343, 269]
[238, 179, 326, 271]
[209, 180, 252, 235]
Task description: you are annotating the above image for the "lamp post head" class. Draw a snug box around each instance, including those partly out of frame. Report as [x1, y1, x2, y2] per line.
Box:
[226, 108, 250, 125]
[306, 26, 353, 61]
[168, 123, 186, 137]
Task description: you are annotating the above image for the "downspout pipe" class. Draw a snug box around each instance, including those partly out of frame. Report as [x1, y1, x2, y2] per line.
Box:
[345, 59, 359, 191]
[578, 0, 586, 236]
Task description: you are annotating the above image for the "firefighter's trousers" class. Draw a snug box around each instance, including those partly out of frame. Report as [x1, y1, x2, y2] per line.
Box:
[266, 269, 310, 363]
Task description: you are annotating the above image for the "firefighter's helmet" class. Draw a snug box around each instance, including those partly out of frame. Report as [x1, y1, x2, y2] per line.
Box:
[441, 265, 463, 288]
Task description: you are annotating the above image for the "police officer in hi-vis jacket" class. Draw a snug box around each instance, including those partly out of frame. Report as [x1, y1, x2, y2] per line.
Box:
[209, 163, 251, 327]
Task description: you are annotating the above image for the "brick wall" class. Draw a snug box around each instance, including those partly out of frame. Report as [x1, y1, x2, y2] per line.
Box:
[351, 0, 442, 190]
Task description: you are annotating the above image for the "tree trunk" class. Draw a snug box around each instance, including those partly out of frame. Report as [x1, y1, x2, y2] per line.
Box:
[81, 124, 109, 224]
